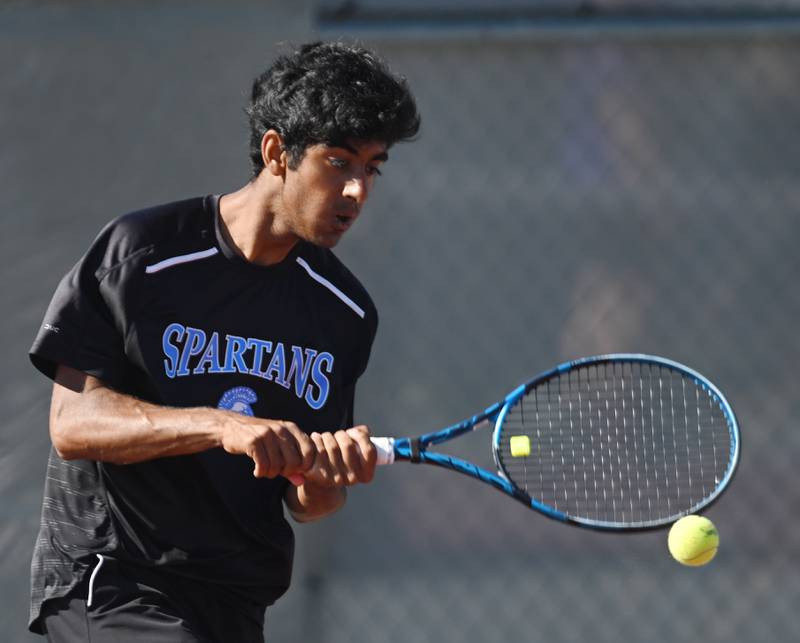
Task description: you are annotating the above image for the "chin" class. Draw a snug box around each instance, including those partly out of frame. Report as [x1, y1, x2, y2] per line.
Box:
[311, 229, 346, 248]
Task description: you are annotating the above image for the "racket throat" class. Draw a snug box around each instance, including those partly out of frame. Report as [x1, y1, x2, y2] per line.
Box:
[409, 437, 422, 463]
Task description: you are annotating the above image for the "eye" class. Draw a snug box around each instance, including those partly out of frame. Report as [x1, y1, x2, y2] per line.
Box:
[328, 157, 348, 169]
[366, 165, 383, 177]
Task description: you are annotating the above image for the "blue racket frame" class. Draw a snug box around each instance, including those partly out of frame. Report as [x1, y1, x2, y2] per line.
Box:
[388, 353, 740, 530]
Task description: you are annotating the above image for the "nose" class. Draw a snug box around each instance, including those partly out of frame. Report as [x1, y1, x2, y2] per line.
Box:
[343, 176, 368, 206]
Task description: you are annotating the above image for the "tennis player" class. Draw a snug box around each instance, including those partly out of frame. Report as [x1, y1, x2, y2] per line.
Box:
[28, 42, 420, 642]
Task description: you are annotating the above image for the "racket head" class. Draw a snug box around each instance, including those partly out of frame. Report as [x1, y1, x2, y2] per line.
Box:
[492, 354, 740, 530]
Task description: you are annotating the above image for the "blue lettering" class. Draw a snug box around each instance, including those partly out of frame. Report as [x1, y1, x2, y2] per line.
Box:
[265, 342, 287, 385]
[176, 327, 207, 376]
[194, 331, 223, 374]
[305, 352, 333, 410]
[162, 323, 185, 379]
[246, 338, 273, 377]
[223, 334, 249, 374]
[286, 346, 317, 399]
[160, 324, 335, 412]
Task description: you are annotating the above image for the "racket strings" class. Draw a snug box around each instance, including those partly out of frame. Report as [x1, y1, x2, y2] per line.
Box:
[497, 362, 733, 526]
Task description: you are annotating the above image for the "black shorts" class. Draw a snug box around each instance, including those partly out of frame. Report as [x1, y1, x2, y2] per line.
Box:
[40, 557, 266, 643]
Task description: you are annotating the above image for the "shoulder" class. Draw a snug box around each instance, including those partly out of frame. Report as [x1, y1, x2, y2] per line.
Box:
[294, 244, 377, 328]
[91, 196, 212, 276]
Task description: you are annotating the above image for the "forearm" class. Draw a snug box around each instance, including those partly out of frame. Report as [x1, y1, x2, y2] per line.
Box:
[50, 366, 316, 479]
[284, 484, 347, 523]
[50, 380, 223, 464]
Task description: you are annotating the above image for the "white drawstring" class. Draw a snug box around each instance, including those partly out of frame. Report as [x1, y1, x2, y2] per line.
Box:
[86, 554, 106, 607]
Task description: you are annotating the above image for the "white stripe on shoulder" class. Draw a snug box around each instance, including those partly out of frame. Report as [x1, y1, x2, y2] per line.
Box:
[145, 247, 219, 274]
[295, 257, 365, 319]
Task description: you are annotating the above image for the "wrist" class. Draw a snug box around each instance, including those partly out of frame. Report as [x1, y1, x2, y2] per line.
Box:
[286, 484, 347, 523]
[207, 407, 244, 448]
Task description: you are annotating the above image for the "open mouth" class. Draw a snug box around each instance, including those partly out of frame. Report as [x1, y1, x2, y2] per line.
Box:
[334, 213, 357, 230]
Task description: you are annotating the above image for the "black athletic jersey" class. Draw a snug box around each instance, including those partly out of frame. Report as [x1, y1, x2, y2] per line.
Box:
[27, 195, 378, 633]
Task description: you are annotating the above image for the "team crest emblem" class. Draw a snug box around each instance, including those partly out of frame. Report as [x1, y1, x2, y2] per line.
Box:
[218, 386, 258, 416]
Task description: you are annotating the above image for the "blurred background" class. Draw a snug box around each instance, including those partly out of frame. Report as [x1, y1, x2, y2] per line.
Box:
[2, 1, 799, 641]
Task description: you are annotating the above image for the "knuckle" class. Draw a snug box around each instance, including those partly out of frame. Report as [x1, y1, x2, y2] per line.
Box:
[314, 466, 330, 484]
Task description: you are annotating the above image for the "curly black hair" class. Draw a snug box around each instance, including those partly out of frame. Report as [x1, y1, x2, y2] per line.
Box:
[246, 41, 420, 176]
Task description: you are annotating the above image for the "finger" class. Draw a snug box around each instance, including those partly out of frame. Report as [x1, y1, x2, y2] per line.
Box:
[283, 422, 315, 471]
[250, 436, 271, 478]
[347, 424, 371, 439]
[274, 423, 303, 475]
[334, 431, 363, 486]
[260, 429, 284, 479]
[322, 431, 348, 486]
[306, 432, 332, 486]
[346, 426, 377, 483]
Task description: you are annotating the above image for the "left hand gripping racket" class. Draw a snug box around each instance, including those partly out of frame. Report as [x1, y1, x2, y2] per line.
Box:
[368, 354, 740, 530]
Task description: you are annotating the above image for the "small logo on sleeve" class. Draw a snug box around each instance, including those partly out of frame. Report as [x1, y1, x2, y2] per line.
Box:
[43, 323, 60, 333]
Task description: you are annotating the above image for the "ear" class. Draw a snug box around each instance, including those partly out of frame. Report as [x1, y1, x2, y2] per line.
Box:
[260, 130, 287, 177]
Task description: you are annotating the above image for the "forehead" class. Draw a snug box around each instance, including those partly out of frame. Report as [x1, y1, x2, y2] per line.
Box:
[310, 140, 388, 160]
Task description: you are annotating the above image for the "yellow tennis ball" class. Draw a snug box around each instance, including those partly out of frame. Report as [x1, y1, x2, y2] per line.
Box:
[668, 515, 719, 567]
[509, 435, 531, 457]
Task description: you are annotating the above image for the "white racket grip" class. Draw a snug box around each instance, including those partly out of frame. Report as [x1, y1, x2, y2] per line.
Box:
[371, 437, 396, 466]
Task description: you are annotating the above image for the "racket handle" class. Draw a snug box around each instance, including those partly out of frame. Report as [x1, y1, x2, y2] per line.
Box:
[286, 436, 396, 486]
[371, 436, 396, 466]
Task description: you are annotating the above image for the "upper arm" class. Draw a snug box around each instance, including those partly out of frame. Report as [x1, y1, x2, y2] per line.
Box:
[50, 364, 108, 450]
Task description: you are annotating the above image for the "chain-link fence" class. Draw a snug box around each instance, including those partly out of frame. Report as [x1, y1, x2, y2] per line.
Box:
[3, 3, 799, 642]
[276, 15, 800, 643]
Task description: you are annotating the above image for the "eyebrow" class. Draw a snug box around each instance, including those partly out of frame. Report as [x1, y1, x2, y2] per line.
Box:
[335, 142, 389, 163]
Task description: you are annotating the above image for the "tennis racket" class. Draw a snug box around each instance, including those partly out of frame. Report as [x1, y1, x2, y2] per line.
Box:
[367, 353, 739, 531]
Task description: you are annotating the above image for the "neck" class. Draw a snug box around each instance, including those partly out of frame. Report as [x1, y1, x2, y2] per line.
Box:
[218, 178, 297, 266]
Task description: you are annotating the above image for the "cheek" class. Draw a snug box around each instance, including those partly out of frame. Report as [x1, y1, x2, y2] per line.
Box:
[282, 166, 343, 226]
[283, 180, 332, 231]
[282, 176, 311, 216]
[299, 180, 338, 214]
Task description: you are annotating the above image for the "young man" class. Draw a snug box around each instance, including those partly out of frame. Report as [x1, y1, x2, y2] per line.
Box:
[28, 42, 420, 641]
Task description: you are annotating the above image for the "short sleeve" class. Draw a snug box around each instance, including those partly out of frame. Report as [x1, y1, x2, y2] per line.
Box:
[355, 305, 378, 382]
[29, 223, 131, 388]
